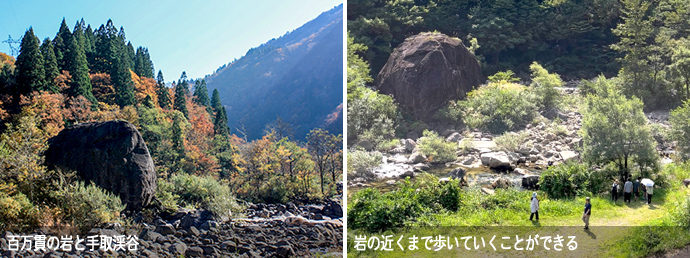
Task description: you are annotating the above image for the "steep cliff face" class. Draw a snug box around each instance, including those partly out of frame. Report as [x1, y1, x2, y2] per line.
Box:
[376, 32, 483, 121]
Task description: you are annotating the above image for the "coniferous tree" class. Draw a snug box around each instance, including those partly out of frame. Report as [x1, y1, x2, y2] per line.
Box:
[174, 72, 189, 119]
[193, 79, 211, 113]
[54, 18, 72, 71]
[211, 88, 222, 112]
[111, 49, 136, 107]
[40, 38, 59, 93]
[214, 106, 229, 136]
[66, 29, 96, 104]
[15, 27, 46, 96]
[134, 47, 155, 78]
[157, 70, 171, 109]
[171, 113, 186, 160]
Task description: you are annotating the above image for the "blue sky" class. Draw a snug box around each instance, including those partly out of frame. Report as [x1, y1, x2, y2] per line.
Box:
[0, 0, 342, 82]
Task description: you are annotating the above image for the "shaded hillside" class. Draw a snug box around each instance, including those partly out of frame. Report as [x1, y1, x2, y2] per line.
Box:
[205, 4, 343, 140]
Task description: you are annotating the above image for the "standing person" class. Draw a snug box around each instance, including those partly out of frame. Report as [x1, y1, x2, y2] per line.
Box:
[530, 192, 539, 221]
[633, 177, 641, 202]
[583, 197, 592, 230]
[642, 183, 647, 201]
[624, 177, 633, 203]
[647, 185, 654, 205]
[611, 180, 619, 202]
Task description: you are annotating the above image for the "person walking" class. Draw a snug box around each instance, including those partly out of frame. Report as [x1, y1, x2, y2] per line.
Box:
[611, 180, 619, 202]
[624, 177, 633, 203]
[530, 192, 539, 221]
[633, 177, 641, 202]
[583, 197, 591, 230]
[647, 184, 654, 205]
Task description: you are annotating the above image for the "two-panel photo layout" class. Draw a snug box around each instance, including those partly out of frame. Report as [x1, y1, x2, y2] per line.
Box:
[0, 0, 689, 257]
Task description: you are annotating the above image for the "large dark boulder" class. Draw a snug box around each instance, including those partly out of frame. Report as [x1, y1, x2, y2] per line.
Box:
[376, 32, 483, 121]
[45, 120, 156, 210]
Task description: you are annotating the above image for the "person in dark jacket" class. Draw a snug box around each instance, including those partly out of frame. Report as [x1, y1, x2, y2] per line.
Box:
[583, 197, 591, 230]
[611, 180, 619, 202]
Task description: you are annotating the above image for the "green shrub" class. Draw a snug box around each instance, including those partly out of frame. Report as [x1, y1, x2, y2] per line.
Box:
[347, 176, 461, 232]
[377, 139, 400, 152]
[347, 88, 398, 146]
[163, 173, 244, 221]
[539, 161, 608, 199]
[494, 131, 529, 152]
[417, 130, 457, 163]
[488, 70, 520, 83]
[163, 173, 244, 220]
[458, 135, 475, 154]
[672, 195, 690, 228]
[460, 82, 538, 134]
[347, 150, 382, 178]
[54, 181, 125, 233]
[670, 99, 690, 159]
[0, 192, 40, 232]
[529, 62, 563, 110]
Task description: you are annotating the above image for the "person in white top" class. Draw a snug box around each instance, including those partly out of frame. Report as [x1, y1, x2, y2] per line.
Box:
[530, 192, 540, 221]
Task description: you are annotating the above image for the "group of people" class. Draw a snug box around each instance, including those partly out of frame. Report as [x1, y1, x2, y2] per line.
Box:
[529, 176, 656, 229]
[529, 192, 591, 229]
[611, 177, 653, 205]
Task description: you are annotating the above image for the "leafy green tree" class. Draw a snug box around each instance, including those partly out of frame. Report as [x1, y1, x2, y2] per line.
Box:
[529, 62, 563, 110]
[347, 32, 372, 103]
[580, 77, 658, 178]
[307, 128, 331, 194]
[347, 88, 397, 146]
[40, 38, 59, 93]
[670, 99, 690, 159]
[174, 72, 189, 119]
[611, 0, 656, 104]
[192, 79, 211, 113]
[66, 28, 97, 105]
[669, 41, 690, 98]
[15, 28, 46, 96]
[211, 89, 222, 112]
[156, 70, 171, 109]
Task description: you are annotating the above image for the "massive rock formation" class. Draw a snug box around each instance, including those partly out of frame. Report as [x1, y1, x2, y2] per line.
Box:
[376, 32, 483, 121]
[45, 120, 156, 210]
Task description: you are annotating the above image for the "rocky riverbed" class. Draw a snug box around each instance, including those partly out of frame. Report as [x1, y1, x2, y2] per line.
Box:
[349, 89, 675, 193]
[0, 201, 343, 258]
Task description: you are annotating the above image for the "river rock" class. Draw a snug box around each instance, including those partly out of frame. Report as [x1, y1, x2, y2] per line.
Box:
[480, 152, 512, 169]
[413, 163, 430, 172]
[492, 177, 512, 189]
[45, 120, 156, 210]
[513, 168, 530, 176]
[408, 152, 427, 164]
[446, 132, 462, 142]
[560, 151, 578, 162]
[403, 139, 416, 152]
[356, 140, 374, 151]
[522, 175, 540, 190]
[376, 32, 483, 121]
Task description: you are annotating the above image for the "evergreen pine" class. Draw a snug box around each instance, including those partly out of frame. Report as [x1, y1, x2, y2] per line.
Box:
[156, 70, 171, 109]
[211, 88, 222, 112]
[174, 72, 189, 119]
[193, 79, 211, 113]
[111, 49, 136, 107]
[54, 18, 72, 71]
[40, 38, 59, 93]
[15, 27, 46, 96]
[66, 29, 96, 104]
[214, 106, 229, 136]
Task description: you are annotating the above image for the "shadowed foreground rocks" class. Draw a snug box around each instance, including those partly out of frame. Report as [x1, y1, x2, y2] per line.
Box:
[376, 32, 483, 121]
[1, 202, 344, 258]
[45, 120, 157, 210]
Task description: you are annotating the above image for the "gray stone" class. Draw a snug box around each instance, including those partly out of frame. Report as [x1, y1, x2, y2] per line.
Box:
[185, 247, 203, 257]
[155, 223, 176, 235]
[45, 121, 156, 210]
[446, 132, 462, 142]
[522, 175, 541, 190]
[560, 151, 578, 162]
[407, 152, 427, 164]
[480, 152, 512, 169]
[356, 140, 374, 151]
[403, 139, 416, 152]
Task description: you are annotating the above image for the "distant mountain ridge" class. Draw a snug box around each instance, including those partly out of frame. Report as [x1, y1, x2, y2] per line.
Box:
[205, 4, 343, 140]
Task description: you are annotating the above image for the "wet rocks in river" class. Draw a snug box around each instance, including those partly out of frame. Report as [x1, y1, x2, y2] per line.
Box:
[408, 151, 427, 164]
[480, 152, 513, 170]
[522, 175, 541, 190]
[492, 177, 513, 189]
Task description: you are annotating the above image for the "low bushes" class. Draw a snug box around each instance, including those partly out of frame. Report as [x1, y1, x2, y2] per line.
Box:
[157, 173, 244, 222]
[539, 161, 610, 199]
[347, 150, 382, 178]
[459, 82, 538, 134]
[347, 176, 461, 232]
[417, 130, 457, 163]
[53, 181, 125, 233]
